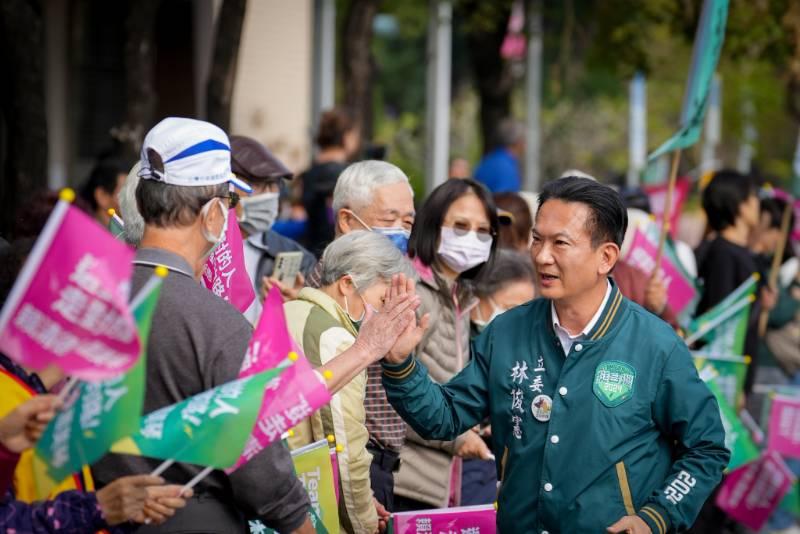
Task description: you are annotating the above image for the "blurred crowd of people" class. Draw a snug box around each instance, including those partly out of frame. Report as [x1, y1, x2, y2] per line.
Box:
[0, 109, 798, 534]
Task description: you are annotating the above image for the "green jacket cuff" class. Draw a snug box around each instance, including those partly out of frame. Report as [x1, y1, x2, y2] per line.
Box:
[381, 354, 416, 381]
[638, 503, 670, 534]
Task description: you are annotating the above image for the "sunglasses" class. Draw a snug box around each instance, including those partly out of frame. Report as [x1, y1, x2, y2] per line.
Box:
[447, 222, 495, 243]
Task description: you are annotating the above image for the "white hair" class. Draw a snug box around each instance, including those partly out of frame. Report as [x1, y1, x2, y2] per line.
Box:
[559, 169, 597, 181]
[331, 160, 413, 214]
[118, 162, 146, 245]
[319, 231, 416, 290]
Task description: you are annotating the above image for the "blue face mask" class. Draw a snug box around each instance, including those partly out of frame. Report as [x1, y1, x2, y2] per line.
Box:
[373, 226, 411, 254]
[346, 210, 411, 254]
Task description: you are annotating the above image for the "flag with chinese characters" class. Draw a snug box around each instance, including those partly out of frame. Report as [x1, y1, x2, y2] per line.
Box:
[0, 198, 139, 381]
[716, 451, 795, 531]
[625, 228, 698, 318]
[692, 352, 749, 411]
[201, 208, 256, 315]
[688, 274, 758, 356]
[111, 368, 283, 469]
[767, 395, 800, 459]
[391, 504, 497, 534]
[227, 287, 331, 472]
[34, 271, 163, 482]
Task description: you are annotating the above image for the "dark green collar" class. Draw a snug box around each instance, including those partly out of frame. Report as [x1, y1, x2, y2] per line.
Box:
[548, 278, 626, 342]
[586, 279, 624, 340]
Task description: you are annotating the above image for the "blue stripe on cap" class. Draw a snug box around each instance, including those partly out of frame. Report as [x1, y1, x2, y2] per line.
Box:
[165, 139, 230, 163]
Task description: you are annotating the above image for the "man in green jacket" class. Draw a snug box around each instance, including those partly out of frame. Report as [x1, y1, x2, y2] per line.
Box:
[382, 177, 729, 533]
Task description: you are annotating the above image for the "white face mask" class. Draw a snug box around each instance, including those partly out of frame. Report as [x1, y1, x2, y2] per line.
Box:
[239, 191, 280, 235]
[437, 226, 492, 274]
[473, 297, 506, 332]
[201, 198, 229, 257]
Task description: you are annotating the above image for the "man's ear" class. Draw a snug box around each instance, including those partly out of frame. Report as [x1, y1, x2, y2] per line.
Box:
[598, 242, 620, 276]
[336, 209, 353, 234]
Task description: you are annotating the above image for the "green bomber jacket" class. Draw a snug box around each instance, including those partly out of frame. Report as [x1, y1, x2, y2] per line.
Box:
[382, 280, 729, 533]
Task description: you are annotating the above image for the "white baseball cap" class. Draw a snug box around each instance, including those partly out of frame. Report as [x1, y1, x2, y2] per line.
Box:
[138, 117, 252, 193]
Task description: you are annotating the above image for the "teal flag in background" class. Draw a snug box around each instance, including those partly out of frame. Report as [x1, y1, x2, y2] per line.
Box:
[688, 274, 758, 356]
[649, 0, 729, 161]
[35, 271, 164, 482]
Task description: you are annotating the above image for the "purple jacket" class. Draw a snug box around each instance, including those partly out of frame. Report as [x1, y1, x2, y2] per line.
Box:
[0, 489, 116, 533]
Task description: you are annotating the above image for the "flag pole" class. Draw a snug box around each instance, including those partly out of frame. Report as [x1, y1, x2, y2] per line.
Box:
[758, 199, 793, 336]
[56, 378, 80, 404]
[181, 466, 214, 495]
[653, 149, 682, 275]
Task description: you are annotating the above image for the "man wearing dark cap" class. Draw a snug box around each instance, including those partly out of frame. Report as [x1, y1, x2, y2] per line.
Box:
[230, 136, 316, 319]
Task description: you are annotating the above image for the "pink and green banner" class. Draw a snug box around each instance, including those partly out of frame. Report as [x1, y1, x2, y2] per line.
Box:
[228, 287, 331, 472]
[391, 504, 497, 534]
[625, 228, 697, 316]
[202, 208, 256, 315]
[0, 196, 139, 381]
[716, 450, 794, 531]
[111, 368, 283, 469]
[767, 395, 800, 459]
[34, 271, 164, 482]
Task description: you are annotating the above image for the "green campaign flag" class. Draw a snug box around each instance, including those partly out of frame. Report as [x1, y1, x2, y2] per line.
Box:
[692, 352, 750, 410]
[108, 214, 125, 240]
[34, 272, 163, 482]
[780, 480, 800, 516]
[704, 379, 760, 471]
[688, 274, 758, 356]
[112, 367, 284, 469]
[648, 0, 729, 161]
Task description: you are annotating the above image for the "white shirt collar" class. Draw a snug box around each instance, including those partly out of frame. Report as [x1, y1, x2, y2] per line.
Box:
[551, 280, 612, 355]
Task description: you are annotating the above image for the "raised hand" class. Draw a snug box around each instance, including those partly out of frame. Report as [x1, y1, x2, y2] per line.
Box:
[354, 274, 421, 362]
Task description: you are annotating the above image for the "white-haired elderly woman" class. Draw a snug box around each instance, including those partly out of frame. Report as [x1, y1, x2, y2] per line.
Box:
[285, 231, 416, 534]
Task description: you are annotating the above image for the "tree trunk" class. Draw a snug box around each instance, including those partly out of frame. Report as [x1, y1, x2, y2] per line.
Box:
[206, 0, 247, 132]
[342, 0, 379, 147]
[114, 0, 161, 162]
[461, 3, 514, 155]
[0, 0, 47, 239]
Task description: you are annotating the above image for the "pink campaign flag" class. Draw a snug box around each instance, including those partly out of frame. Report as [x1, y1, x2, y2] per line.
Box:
[393, 504, 497, 534]
[226, 287, 331, 473]
[644, 178, 691, 238]
[768, 395, 800, 459]
[716, 450, 795, 531]
[0, 198, 139, 381]
[202, 208, 256, 315]
[625, 228, 697, 315]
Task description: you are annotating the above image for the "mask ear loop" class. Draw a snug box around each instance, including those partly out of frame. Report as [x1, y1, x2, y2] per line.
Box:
[200, 197, 227, 244]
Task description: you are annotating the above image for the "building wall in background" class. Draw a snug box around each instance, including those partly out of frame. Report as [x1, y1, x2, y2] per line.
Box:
[230, 0, 313, 173]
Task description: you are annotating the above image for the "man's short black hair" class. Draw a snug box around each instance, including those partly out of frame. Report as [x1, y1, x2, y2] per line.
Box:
[537, 176, 628, 248]
[702, 170, 757, 232]
[408, 178, 499, 280]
